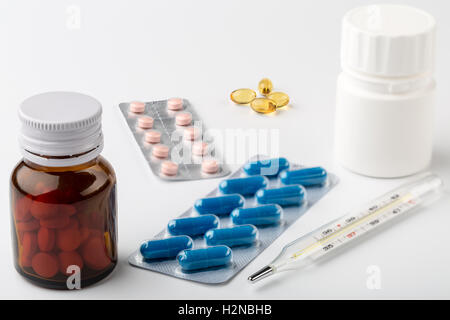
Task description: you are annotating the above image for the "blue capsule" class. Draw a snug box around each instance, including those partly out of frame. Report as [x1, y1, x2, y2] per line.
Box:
[194, 194, 244, 216]
[280, 167, 327, 187]
[205, 225, 258, 247]
[140, 236, 193, 260]
[243, 157, 290, 177]
[168, 214, 219, 237]
[177, 245, 232, 271]
[256, 185, 305, 206]
[219, 176, 269, 196]
[231, 204, 283, 226]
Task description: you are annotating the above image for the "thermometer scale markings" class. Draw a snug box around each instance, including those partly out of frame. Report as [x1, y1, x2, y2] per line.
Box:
[314, 193, 402, 241]
[322, 200, 416, 253]
[291, 193, 414, 259]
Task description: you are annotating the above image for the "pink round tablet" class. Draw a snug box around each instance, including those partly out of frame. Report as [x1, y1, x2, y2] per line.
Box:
[202, 159, 219, 174]
[192, 142, 209, 156]
[167, 98, 183, 111]
[152, 144, 169, 159]
[138, 116, 154, 129]
[183, 127, 200, 141]
[176, 112, 192, 126]
[145, 130, 161, 144]
[129, 101, 145, 113]
[161, 161, 178, 176]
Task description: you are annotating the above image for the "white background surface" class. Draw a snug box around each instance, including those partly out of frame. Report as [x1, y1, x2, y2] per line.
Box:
[1, 0, 449, 299]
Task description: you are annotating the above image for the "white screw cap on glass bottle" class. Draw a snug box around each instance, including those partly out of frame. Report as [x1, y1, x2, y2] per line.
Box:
[335, 4, 436, 178]
[18, 91, 104, 167]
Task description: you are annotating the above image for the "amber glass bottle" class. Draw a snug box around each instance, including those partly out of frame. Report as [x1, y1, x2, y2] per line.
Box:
[10, 92, 117, 289]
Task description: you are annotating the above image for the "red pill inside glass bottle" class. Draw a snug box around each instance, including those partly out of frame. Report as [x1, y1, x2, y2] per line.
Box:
[10, 92, 118, 289]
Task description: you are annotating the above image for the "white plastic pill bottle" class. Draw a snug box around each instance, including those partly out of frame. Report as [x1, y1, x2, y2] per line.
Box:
[334, 4, 436, 178]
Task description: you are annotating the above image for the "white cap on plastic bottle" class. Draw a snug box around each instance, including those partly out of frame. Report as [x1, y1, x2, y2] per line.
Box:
[18, 91, 104, 167]
[341, 4, 436, 77]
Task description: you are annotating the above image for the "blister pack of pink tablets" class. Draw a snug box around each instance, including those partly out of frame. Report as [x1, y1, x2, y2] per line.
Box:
[118, 98, 230, 181]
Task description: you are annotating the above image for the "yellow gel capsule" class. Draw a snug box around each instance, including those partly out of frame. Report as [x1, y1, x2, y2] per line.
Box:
[250, 98, 277, 114]
[267, 92, 290, 108]
[258, 78, 273, 95]
[230, 88, 257, 105]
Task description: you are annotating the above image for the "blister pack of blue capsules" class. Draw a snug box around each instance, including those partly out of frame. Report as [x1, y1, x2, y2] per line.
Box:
[128, 155, 339, 284]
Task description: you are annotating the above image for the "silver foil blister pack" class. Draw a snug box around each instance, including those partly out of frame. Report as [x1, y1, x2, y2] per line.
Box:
[128, 155, 339, 284]
[118, 99, 230, 181]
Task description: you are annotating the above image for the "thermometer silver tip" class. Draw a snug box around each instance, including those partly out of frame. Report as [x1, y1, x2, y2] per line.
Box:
[248, 265, 274, 283]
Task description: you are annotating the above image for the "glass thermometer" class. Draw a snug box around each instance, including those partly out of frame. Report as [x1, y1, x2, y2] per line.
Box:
[248, 173, 443, 283]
